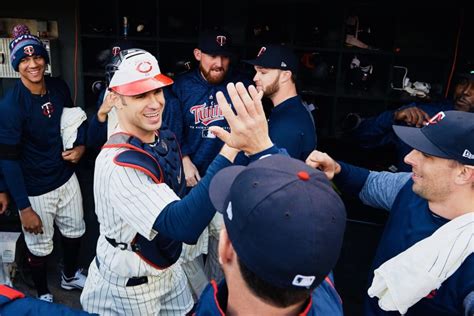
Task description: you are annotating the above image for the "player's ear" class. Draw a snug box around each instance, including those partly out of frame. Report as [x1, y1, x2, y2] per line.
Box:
[193, 48, 202, 62]
[218, 228, 235, 265]
[280, 69, 292, 83]
[109, 91, 123, 109]
[456, 164, 474, 185]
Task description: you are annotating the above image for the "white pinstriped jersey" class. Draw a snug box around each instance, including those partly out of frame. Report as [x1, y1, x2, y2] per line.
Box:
[94, 146, 180, 277]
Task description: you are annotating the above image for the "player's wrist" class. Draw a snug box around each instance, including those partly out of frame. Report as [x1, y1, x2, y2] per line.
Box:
[244, 138, 274, 156]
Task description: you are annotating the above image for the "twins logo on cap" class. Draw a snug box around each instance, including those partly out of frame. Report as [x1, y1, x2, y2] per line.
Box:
[426, 111, 445, 126]
[112, 46, 121, 57]
[216, 35, 227, 47]
[24, 45, 35, 56]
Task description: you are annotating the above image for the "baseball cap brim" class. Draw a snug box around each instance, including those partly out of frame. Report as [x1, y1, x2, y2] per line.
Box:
[457, 72, 474, 81]
[111, 74, 173, 96]
[209, 165, 246, 212]
[393, 125, 451, 159]
[243, 58, 269, 68]
[200, 48, 234, 57]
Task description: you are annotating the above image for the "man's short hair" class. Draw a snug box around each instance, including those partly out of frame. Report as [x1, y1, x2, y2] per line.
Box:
[238, 257, 311, 308]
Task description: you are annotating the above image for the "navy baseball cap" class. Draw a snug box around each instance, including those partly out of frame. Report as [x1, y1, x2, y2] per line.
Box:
[456, 61, 474, 81]
[198, 29, 233, 56]
[393, 111, 474, 165]
[244, 44, 298, 74]
[209, 155, 346, 290]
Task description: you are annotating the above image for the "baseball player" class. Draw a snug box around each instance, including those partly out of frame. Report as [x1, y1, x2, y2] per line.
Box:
[306, 111, 474, 315]
[195, 155, 346, 315]
[242, 44, 316, 161]
[79, 48, 274, 315]
[0, 25, 87, 302]
[172, 29, 252, 299]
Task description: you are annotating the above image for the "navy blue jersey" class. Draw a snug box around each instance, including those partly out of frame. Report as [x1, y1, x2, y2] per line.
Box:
[334, 164, 474, 315]
[0, 77, 85, 208]
[268, 96, 316, 161]
[195, 276, 343, 315]
[349, 100, 455, 171]
[0, 284, 95, 315]
[172, 68, 251, 176]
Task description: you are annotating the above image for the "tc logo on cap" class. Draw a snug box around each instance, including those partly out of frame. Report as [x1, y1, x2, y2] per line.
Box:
[257, 46, 266, 57]
[111, 46, 121, 57]
[136, 61, 152, 73]
[427, 111, 446, 126]
[216, 35, 227, 47]
[24, 45, 35, 56]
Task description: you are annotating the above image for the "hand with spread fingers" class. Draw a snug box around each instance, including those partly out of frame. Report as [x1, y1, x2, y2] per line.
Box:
[209, 82, 273, 155]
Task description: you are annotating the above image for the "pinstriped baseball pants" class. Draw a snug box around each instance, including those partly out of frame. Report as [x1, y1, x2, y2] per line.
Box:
[22, 173, 85, 256]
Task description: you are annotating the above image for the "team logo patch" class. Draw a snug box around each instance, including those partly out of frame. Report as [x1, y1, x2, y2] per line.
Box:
[111, 46, 121, 57]
[257, 46, 266, 57]
[41, 102, 54, 118]
[136, 61, 152, 73]
[24, 45, 35, 56]
[426, 111, 445, 126]
[216, 35, 227, 47]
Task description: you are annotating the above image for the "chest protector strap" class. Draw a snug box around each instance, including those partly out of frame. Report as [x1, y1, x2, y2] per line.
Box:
[103, 131, 184, 270]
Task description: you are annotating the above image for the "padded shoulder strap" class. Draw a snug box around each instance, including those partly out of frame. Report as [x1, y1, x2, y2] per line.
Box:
[106, 133, 163, 184]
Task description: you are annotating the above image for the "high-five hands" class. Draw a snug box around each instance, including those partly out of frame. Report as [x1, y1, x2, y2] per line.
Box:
[210, 82, 273, 155]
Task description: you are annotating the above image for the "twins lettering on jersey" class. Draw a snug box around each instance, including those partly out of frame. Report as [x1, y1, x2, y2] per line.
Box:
[190, 103, 224, 126]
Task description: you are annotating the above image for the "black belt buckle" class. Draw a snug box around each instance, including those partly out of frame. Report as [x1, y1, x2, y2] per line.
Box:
[126, 276, 148, 287]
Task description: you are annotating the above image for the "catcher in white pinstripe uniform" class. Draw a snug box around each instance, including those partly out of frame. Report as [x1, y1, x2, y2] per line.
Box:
[80, 48, 272, 315]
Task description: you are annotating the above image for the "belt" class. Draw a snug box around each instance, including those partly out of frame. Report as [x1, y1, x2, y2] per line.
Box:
[95, 257, 148, 287]
[105, 236, 140, 252]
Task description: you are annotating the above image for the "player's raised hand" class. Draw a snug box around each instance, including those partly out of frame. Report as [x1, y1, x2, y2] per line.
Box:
[305, 150, 341, 180]
[210, 82, 273, 155]
[19, 206, 43, 234]
[97, 92, 116, 123]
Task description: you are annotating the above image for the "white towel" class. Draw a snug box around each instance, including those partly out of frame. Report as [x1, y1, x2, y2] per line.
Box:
[368, 212, 474, 314]
[60, 107, 87, 150]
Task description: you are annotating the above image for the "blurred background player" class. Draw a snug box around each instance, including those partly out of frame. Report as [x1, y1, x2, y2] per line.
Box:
[343, 68, 474, 171]
[172, 29, 252, 299]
